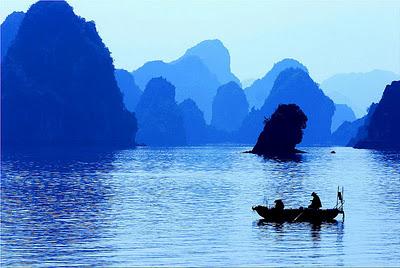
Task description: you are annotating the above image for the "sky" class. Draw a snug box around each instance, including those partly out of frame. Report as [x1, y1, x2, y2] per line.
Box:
[1, 0, 400, 83]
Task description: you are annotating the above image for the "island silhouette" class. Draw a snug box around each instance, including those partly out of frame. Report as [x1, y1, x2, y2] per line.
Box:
[135, 77, 186, 146]
[251, 104, 307, 155]
[353, 80, 400, 149]
[1, 1, 137, 148]
[211, 81, 249, 133]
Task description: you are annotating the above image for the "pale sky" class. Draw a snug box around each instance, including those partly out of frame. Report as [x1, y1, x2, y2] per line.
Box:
[1, 0, 400, 82]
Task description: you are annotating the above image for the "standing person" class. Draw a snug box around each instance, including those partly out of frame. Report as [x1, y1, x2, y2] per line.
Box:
[309, 192, 322, 209]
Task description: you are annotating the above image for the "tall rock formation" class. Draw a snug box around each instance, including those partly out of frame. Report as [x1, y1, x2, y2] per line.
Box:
[261, 68, 335, 145]
[115, 69, 142, 112]
[1, 1, 137, 147]
[183, 39, 240, 85]
[178, 99, 207, 145]
[245, 59, 308, 109]
[211, 82, 249, 133]
[133, 56, 219, 122]
[135, 77, 186, 146]
[1, 11, 25, 61]
[353, 81, 400, 149]
[252, 104, 307, 155]
[237, 68, 334, 145]
[132, 39, 239, 122]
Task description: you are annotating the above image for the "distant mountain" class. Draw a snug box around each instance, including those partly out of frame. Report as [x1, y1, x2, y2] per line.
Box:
[241, 78, 256, 88]
[133, 56, 219, 122]
[1, 1, 137, 148]
[183, 39, 240, 85]
[331, 104, 356, 132]
[353, 81, 400, 149]
[331, 118, 365, 146]
[115, 69, 142, 112]
[1, 11, 25, 61]
[132, 39, 240, 122]
[237, 68, 334, 145]
[135, 77, 186, 146]
[347, 103, 378, 147]
[178, 99, 207, 145]
[245, 59, 308, 109]
[178, 97, 234, 145]
[211, 82, 249, 133]
[235, 108, 264, 144]
[262, 69, 334, 145]
[321, 70, 400, 117]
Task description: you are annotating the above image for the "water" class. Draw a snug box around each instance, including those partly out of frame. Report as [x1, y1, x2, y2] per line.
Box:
[1, 146, 400, 266]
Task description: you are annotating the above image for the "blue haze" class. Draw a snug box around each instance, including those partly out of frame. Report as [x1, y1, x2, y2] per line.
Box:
[331, 104, 356, 132]
[1, 1, 400, 266]
[133, 54, 220, 122]
[321, 70, 400, 117]
[1, 0, 399, 82]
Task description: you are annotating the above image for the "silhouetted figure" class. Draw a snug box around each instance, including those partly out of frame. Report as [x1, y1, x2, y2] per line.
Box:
[274, 199, 285, 211]
[251, 104, 308, 155]
[309, 192, 322, 209]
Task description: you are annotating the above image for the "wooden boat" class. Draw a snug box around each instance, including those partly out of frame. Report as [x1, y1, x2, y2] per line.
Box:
[252, 206, 342, 223]
[252, 187, 345, 223]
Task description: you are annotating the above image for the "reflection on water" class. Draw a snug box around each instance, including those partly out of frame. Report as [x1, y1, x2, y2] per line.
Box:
[1, 146, 400, 266]
[262, 153, 304, 163]
[1, 149, 117, 266]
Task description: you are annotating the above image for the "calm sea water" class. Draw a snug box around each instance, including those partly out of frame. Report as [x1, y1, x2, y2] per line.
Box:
[1, 146, 400, 266]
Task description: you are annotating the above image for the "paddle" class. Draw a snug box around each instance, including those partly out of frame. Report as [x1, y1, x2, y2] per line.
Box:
[293, 211, 304, 222]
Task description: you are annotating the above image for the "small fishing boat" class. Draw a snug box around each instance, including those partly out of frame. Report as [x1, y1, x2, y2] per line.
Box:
[252, 187, 345, 223]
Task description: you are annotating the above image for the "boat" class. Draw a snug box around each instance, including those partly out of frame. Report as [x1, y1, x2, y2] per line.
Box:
[252, 187, 345, 223]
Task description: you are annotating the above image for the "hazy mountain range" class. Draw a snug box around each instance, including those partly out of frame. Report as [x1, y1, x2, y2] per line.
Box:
[114, 69, 143, 112]
[132, 39, 239, 122]
[1, 0, 399, 149]
[244, 59, 308, 110]
[321, 70, 400, 117]
[237, 68, 335, 146]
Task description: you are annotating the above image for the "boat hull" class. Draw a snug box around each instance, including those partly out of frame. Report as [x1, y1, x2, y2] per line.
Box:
[252, 205, 340, 223]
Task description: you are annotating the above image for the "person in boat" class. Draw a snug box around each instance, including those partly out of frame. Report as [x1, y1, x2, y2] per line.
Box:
[274, 199, 284, 211]
[308, 192, 322, 209]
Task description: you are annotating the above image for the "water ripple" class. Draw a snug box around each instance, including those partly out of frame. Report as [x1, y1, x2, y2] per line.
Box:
[1, 146, 399, 266]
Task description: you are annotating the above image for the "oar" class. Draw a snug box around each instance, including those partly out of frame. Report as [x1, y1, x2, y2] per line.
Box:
[293, 211, 304, 222]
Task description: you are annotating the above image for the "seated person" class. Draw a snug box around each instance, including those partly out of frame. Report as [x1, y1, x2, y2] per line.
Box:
[274, 199, 285, 211]
[308, 192, 322, 209]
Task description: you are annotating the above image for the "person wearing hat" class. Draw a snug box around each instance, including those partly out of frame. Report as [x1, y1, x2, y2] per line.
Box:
[308, 192, 322, 209]
[274, 199, 285, 211]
